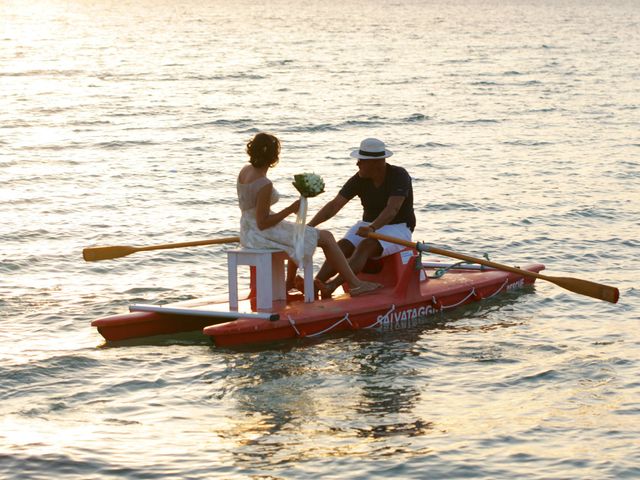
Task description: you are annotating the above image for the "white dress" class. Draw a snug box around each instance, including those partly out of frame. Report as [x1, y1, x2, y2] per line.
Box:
[237, 177, 319, 266]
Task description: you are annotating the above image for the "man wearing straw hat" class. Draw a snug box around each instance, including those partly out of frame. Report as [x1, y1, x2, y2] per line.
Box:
[308, 137, 415, 298]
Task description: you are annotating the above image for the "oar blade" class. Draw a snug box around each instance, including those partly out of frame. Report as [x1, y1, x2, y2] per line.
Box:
[549, 276, 620, 304]
[83, 245, 137, 262]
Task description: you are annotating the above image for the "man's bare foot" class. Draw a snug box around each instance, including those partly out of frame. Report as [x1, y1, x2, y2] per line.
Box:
[349, 281, 382, 297]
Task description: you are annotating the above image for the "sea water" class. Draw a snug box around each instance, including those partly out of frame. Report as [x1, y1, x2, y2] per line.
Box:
[1, 0, 639, 478]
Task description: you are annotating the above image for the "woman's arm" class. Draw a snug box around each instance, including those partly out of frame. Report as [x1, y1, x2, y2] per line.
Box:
[255, 183, 300, 230]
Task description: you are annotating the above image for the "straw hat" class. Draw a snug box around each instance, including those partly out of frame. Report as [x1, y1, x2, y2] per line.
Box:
[350, 138, 393, 160]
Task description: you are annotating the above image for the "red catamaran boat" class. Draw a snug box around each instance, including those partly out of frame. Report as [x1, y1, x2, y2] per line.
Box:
[91, 241, 545, 347]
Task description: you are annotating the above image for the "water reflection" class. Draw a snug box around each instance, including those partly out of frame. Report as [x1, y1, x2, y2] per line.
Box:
[216, 350, 323, 466]
[213, 336, 436, 466]
[351, 340, 434, 440]
[211, 294, 534, 463]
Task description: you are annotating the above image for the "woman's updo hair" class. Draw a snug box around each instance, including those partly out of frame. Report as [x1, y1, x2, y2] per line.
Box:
[246, 132, 280, 168]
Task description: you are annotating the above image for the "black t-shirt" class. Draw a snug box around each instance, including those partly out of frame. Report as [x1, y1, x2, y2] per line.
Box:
[339, 163, 415, 231]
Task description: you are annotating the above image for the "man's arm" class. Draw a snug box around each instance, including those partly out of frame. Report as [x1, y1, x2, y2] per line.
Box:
[356, 195, 405, 237]
[308, 194, 349, 227]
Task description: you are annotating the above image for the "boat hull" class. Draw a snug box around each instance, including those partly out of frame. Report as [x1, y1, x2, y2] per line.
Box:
[205, 260, 543, 347]
[92, 297, 237, 342]
[91, 249, 544, 346]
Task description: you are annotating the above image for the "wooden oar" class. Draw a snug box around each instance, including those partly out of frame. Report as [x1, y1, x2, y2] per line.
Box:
[83, 236, 240, 262]
[369, 232, 620, 304]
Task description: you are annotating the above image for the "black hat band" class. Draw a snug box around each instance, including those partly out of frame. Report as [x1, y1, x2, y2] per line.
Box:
[358, 150, 386, 157]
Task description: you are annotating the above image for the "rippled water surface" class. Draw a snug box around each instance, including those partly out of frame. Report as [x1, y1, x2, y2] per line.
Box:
[1, 0, 639, 478]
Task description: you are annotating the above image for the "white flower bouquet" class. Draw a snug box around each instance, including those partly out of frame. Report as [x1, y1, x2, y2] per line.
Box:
[292, 173, 325, 198]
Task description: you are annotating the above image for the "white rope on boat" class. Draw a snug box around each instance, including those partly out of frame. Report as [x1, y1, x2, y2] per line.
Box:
[288, 315, 302, 337]
[364, 304, 396, 329]
[440, 288, 477, 310]
[289, 279, 512, 338]
[307, 313, 353, 337]
[484, 279, 509, 299]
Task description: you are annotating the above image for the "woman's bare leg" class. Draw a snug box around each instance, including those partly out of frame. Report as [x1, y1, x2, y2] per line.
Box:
[316, 230, 380, 296]
[315, 238, 354, 283]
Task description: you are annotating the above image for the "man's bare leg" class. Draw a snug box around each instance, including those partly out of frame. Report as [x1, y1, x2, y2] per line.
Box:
[285, 258, 299, 291]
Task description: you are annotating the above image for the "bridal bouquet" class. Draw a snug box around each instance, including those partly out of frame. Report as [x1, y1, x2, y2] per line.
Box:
[292, 173, 325, 198]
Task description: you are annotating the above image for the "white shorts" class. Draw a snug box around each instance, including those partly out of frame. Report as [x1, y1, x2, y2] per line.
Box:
[343, 221, 412, 258]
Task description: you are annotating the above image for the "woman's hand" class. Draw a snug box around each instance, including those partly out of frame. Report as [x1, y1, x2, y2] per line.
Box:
[289, 199, 301, 214]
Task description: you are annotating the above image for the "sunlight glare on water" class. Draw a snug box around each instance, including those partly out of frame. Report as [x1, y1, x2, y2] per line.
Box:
[1, 0, 639, 478]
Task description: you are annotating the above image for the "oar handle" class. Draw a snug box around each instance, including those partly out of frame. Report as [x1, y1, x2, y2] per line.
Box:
[136, 236, 240, 253]
[370, 232, 540, 279]
[83, 236, 240, 261]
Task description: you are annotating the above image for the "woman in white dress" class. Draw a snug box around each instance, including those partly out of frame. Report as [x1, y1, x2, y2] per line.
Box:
[237, 133, 380, 297]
